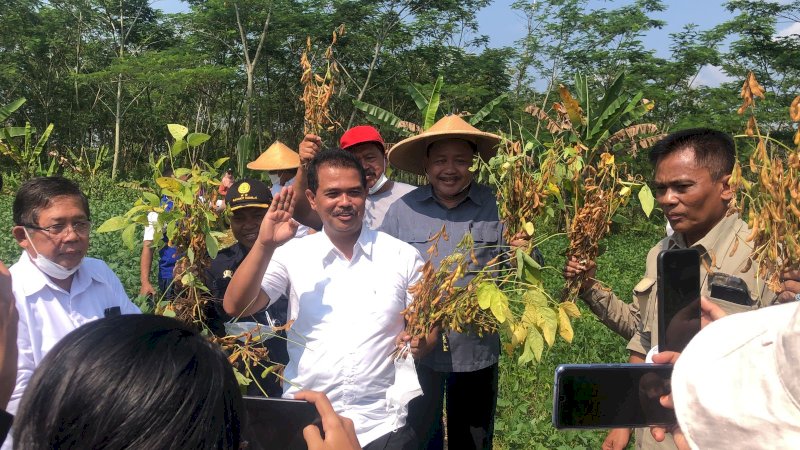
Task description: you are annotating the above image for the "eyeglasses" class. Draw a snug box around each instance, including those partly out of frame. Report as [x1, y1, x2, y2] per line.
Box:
[23, 221, 92, 237]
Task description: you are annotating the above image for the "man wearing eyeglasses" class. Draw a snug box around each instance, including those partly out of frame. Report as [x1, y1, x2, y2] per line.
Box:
[1, 177, 139, 449]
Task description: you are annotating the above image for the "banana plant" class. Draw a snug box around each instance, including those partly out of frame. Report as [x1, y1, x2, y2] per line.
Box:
[0, 97, 57, 180]
[353, 75, 508, 136]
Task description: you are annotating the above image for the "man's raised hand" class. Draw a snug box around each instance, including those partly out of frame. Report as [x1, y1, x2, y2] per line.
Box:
[299, 134, 323, 165]
[257, 185, 299, 248]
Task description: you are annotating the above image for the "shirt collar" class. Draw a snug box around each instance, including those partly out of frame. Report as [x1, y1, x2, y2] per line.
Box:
[414, 182, 484, 208]
[668, 214, 740, 267]
[17, 251, 101, 297]
[317, 225, 375, 264]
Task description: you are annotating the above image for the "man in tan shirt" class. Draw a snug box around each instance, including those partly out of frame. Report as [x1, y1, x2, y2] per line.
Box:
[565, 128, 798, 449]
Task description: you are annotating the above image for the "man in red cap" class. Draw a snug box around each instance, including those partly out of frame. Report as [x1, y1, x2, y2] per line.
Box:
[292, 126, 415, 230]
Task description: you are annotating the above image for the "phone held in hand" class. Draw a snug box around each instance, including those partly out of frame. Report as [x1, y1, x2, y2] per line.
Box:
[657, 248, 701, 353]
[241, 396, 321, 450]
[552, 364, 675, 429]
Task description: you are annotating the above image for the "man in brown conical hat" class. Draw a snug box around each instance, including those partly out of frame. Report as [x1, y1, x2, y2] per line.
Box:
[380, 115, 520, 450]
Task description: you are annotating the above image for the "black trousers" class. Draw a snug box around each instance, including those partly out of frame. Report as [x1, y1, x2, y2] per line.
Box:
[407, 363, 499, 450]
[363, 426, 419, 450]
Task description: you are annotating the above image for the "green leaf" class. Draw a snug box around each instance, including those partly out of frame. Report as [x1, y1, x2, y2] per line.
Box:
[186, 132, 211, 147]
[536, 307, 558, 347]
[233, 368, 253, 390]
[170, 139, 187, 157]
[181, 272, 195, 286]
[469, 93, 508, 125]
[476, 282, 509, 323]
[352, 100, 414, 137]
[638, 184, 654, 218]
[187, 247, 195, 264]
[423, 75, 444, 130]
[406, 84, 428, 111]
[516, 249, 543, 288]
[0, 97, 25, 122]
[213, 156, 231, 169]
[143, 192, 161, 207]
[32, 124, 54, 158]
[121, 223, 137, 249]
[3, 126, 29, 138]
[522, 288, 548, 309]
[519, 327, 544, 364]
[477, 282, 496, 309]
[97, 216, 129, 233]
[167, 124, 188, 140]
[206, 232, 219, 260]
[162, 308, 176, 318]
[558, 305, 575, 343]
[156, 176, 183, 192]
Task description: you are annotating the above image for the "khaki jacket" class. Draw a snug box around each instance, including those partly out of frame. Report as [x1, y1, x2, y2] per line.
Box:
[584, 214, 777, 449]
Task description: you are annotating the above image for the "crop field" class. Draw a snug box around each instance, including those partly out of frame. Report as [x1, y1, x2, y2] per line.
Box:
[0, 179, 662, 449]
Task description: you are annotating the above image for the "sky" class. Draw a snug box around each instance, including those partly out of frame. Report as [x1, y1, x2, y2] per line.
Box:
[154, 0, 799, 87]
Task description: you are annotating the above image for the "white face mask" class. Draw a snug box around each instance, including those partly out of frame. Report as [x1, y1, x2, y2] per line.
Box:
[368, 158, 389, 195]
[23, 228, 82, 280]
[268, 173, 281, 187]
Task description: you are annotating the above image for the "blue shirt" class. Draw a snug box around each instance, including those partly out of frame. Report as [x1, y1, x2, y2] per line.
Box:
[380, 182, 504, 372]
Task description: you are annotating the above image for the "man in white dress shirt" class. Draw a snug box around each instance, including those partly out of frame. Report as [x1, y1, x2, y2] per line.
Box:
[224, 150, 434, 449]
[2, 177, 140, 449]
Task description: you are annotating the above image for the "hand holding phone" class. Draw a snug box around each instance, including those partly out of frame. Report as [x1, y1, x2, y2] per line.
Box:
[657, 249, 701, 352]
[242, 396, 321, 450]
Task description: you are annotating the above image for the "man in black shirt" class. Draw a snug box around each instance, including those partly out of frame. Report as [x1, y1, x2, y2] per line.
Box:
[207, 179, 289, 397]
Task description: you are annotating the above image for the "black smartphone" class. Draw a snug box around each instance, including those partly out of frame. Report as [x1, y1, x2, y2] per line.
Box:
[241, 396, 321, 450]
[552, 364, 675, 429]
[657, 248, 701, 352]
[708, 273, 752, 306]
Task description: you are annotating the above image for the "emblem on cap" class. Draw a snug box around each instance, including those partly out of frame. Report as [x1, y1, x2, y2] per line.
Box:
[238, 182, 251, 194]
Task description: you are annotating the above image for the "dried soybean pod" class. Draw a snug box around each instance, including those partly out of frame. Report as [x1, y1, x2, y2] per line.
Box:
[746, 215, 760, 242]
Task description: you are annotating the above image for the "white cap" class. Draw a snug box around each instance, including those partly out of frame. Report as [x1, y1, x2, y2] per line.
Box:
[672, 302, 800, 449]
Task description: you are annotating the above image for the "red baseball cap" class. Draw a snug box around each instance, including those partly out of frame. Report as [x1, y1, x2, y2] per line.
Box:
[340, 125, 385, 152]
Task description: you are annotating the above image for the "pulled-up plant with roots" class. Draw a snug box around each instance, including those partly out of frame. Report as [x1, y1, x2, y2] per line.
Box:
[730, 71, 800, 292]
[301, 24, 344, 135]
[99, 124, 287, 394]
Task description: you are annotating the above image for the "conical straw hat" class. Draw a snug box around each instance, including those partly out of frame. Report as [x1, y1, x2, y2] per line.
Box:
[247, 141, 300, 171]
[387, 115, 501, 175]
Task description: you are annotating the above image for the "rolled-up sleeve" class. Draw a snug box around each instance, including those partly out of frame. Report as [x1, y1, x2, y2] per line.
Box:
[261, 249, 290, 308]
[580, 284, 642, 341]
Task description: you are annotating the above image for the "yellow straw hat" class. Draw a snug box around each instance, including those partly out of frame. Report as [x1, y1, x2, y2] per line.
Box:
[247, 141, 300, 171]
[387, 115, 501, 175]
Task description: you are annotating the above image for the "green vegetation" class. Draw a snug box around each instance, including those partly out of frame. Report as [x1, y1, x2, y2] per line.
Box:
[0, 177, 663, 448]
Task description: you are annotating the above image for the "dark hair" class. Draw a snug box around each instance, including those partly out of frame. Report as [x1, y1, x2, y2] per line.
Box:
[306, 148, 367, 193]
[13, 314, 242, 450]
[426, 138, 478, 157]
[648, 128, 735, 180]
[12, 176, 90, 226]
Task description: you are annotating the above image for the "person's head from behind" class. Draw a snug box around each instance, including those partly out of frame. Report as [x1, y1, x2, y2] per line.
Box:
[11, 176, 91, 274]
[305, 149, 367, 239]
[225, 179, 272, 249]
[649, 128, 735, 245]
[13, 314, 242, 450]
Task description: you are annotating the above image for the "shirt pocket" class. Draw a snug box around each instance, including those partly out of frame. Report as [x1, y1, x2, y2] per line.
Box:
[469, 221, 502, 267]
[633, 277, 656, 335]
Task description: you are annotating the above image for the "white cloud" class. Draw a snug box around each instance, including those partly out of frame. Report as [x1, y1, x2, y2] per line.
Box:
[776, 22, 800, 38]
[691, 65, 735, 88]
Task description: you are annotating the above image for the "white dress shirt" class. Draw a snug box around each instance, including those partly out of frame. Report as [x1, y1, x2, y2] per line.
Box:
[260, 226, 423, 447]
[3, 252, 140, 449]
